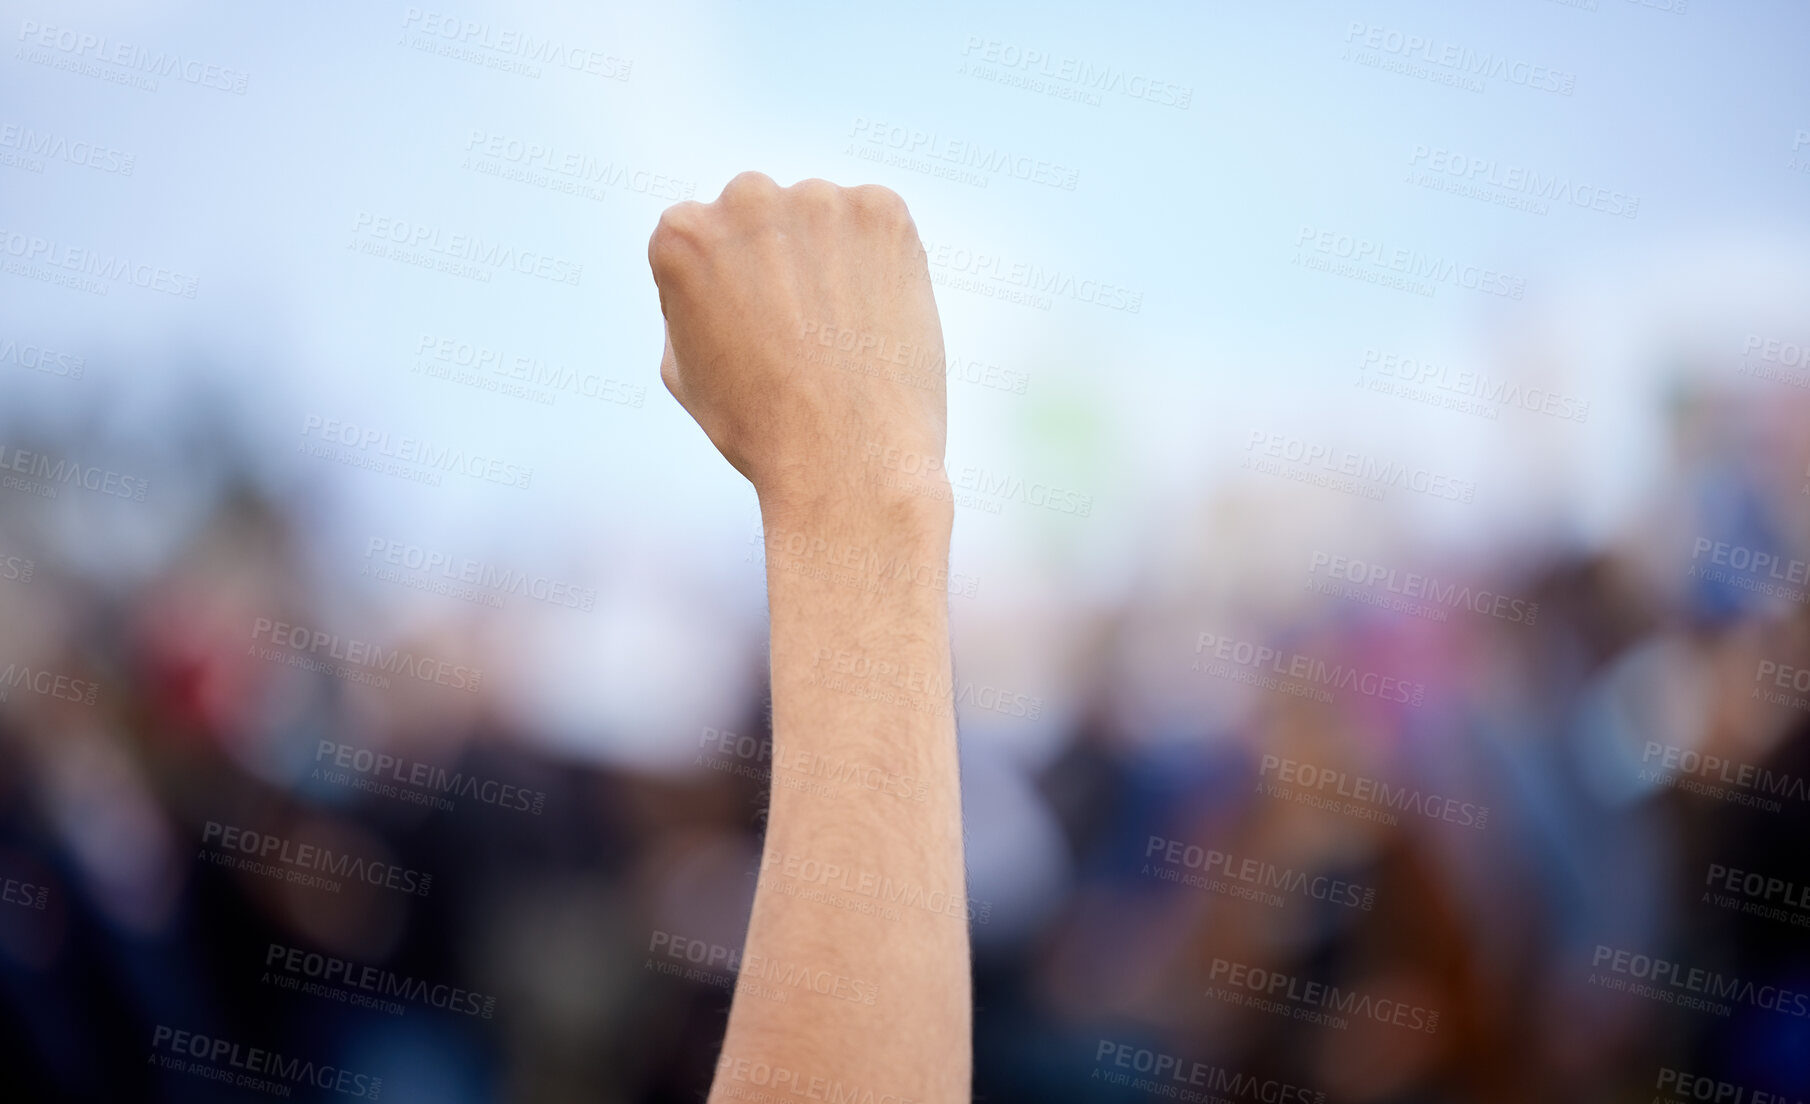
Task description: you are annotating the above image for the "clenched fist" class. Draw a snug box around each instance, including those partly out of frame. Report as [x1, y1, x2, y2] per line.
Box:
[647, 172, 949, 520]
[650, 173, 970, 1104]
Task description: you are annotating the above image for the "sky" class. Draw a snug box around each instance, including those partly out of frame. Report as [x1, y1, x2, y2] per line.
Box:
[4, 0, 1810, 768]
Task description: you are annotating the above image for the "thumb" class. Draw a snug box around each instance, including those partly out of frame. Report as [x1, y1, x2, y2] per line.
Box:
[659, 328, 685, 406]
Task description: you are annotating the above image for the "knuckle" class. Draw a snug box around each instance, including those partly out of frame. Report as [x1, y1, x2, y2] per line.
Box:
[847, 184, 911, 229]
[648, 202, 706, 273]
[653, 201, 706, 239]
[658, 339, 684, 401]
[721, 170, 778, 204]
[789, 177, 838, 205]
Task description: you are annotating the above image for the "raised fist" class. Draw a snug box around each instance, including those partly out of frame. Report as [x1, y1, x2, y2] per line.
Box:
[648, 171, 949, 518]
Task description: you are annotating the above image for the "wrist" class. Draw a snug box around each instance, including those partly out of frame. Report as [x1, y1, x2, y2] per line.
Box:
[757, 479, 954, 599]
[757, 471, 954, 547]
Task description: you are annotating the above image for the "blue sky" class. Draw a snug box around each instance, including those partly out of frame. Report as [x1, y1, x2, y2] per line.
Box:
[5, 0, 1809, 764]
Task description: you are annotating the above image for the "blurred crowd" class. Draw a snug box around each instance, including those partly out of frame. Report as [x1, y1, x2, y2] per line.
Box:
[2, 361, 1808, 1104]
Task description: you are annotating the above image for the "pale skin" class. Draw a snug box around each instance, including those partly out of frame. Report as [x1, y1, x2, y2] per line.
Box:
[648, 172, 971, 1103]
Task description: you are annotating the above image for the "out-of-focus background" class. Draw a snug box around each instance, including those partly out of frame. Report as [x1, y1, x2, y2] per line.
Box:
[3, 0, 1810, 1100]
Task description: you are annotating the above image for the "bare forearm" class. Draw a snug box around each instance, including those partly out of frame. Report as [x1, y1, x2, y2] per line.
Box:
[711, 491, 969, 1103]
[646, 171, 967, 1103]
